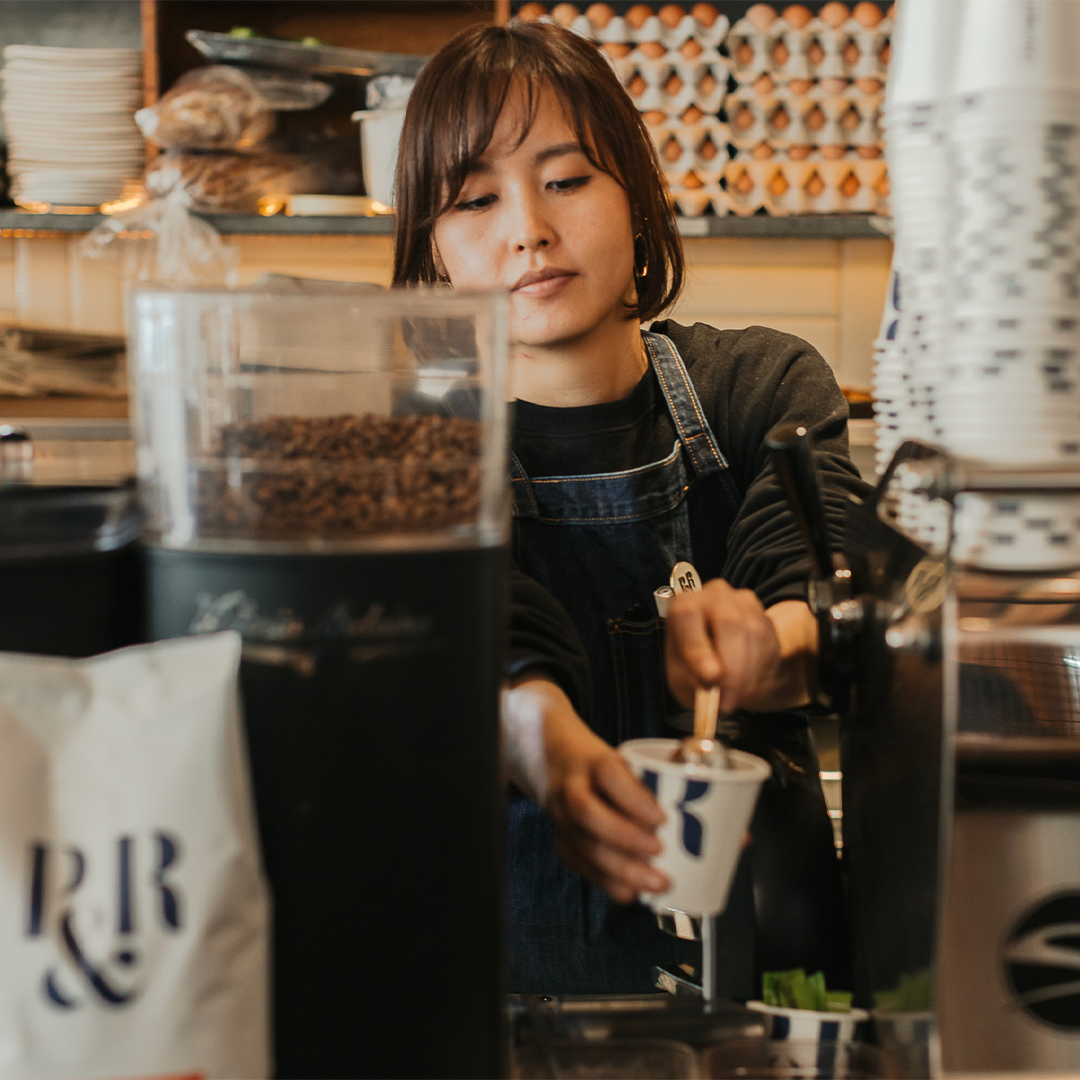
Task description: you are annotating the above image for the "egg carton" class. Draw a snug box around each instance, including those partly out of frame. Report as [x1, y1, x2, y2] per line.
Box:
[726, 89, 772, 149]
[727, 21, 772, 83]
[724, 155, 776, 216]
[841, 15, 892, 80]
[804, 17, 848, 81]
[658, 115, 730, 184]
[764, 23, 814, 83]
[621, 45, 728, 115]
[669, 179, 729, 216]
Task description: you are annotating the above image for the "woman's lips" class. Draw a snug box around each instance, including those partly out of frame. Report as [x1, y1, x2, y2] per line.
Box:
[513, 268, 577, 298]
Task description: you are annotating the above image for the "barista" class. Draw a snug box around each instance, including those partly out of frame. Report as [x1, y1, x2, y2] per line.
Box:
[392, 20, 869, 995]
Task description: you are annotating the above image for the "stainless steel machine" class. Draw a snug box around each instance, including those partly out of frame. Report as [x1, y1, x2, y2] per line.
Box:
[770, 424, 1080, 1076]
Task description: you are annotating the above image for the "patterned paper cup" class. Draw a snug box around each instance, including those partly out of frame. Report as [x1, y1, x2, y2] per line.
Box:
[619, 737, 771, 916]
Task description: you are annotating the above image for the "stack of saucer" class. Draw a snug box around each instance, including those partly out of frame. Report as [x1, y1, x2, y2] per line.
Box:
[1, 45, 144, 210]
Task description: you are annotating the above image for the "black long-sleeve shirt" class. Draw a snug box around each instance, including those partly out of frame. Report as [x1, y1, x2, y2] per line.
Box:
[505, 321, 871, 714]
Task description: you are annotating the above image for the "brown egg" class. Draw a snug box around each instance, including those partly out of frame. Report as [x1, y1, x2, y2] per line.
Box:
[602, 42, 633, 58]
[585, 2, 616, 28]
[681, 38, 703, 58]
[684, 171, 704, 189]
[639, 40, 667, 57]
[629, 73, 648, 95]
[820, 144, 846, 159]
[788, 144, 812, 159]
[805, 105, 825, 130]
[753, 72, 776, 94]
[880, 40, 891, 64]
[841, 105, 860, 130]
[551, 3, 580, 26]
[663, 136, 683, 162]
[733, 104, 756, 130]
[875, 172, 890, 196]
[625, 4, 654, 29]
[752, 141, 775, 159]
[691, 3, 720, 27]
[788, 78, 814, 94]
[665, 72, 685, 95]
[853, 1, 883, 26]
[643, 109, 667, 125]
[782, 4, 813, 28]
[770, 172, 790, 196]
[804, 171, 825, 195]
[517, 2, 548, 20]
[682, 104, 705, 123]
[807, 40, 825, 64]
[818, 2, 850, 28]
[745, 3, 778, 30]
[857, 145, 883, 158]
[698, 71, 717, 94]
[772, 41, 790, 66]
[841, 170, 861, 197]
[736, 41, 755, 65]
[843, 40, 860, 65]
[819, 77, 850, 95]
[699, 136, 718, 160]
[734, 170, 755, 194]
[658, 4, 686, 28]
[771, 104, 791, 130]
[855, 77, 883, 94]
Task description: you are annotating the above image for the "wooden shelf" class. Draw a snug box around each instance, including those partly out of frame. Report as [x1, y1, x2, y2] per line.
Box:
[0, 209, 891, 240]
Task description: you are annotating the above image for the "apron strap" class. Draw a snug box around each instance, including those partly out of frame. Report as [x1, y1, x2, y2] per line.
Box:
[509, 452, 540, 519]
[642, 330, 730, 483]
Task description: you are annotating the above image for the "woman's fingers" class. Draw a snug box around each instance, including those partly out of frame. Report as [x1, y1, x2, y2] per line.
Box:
[593, 752, 666, 829]
[557, 769, 662, 857]
[665, 595, 723, 685]
[556, 827, 670, 903]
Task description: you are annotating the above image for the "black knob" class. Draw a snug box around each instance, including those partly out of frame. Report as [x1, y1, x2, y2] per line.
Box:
[766, 421, 833, 581]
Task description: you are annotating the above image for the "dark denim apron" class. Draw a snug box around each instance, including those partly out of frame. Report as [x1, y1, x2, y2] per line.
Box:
[507, 331, 848, 995]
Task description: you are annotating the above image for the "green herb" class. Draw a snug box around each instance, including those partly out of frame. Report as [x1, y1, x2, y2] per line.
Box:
[762, 968, 852, 1012]
[872, 969, 933, 1012]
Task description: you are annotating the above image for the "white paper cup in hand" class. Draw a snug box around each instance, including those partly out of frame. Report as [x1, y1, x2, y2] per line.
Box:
[620, 737, 771, 916]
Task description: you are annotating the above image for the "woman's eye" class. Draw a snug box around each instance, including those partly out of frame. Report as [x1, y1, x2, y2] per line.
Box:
[454, 193, 496, 211]
[548, 175, 591, 193]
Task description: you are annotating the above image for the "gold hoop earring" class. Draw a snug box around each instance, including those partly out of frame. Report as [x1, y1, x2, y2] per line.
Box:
[633, 233, 649, 279]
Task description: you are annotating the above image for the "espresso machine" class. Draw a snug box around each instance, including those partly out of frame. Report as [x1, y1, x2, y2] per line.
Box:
[770, 424, 1080, 1076]
[128, 285, 510, 1079]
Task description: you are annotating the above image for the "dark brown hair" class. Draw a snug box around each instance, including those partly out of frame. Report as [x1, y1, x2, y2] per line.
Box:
[391, 20, 684, 323]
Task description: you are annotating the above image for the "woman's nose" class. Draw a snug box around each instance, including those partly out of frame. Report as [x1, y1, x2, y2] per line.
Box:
[512, 194, 554, 252]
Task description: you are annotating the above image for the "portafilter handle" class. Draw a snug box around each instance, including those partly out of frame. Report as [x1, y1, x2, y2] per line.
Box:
[765, 421, 833, 581]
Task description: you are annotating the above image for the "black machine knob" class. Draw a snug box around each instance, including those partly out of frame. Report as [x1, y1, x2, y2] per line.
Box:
[765, 422, 834, 582]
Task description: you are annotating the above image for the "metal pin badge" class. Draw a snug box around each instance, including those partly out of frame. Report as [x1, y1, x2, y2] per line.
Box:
[670, 561, 702, 594]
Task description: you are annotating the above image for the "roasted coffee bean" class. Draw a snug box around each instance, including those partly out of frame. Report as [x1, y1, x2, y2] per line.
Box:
[198, 413, 484, 537]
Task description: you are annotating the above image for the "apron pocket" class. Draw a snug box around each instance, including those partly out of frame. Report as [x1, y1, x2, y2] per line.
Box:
[607, 612, 670, 744]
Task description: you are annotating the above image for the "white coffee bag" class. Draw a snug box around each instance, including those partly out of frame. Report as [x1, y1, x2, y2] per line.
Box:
[0, 632, 270, 1079]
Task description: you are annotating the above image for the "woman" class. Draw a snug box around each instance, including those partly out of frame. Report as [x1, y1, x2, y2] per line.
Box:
[393, 20, 868, 995]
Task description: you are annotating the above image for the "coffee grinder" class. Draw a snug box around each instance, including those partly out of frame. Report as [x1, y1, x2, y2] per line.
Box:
[128, 285, 510, 1079]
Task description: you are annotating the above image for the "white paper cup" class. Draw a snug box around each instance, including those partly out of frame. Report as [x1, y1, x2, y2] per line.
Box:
[619, 737, 770, 916]
[352, 108, 405, 208]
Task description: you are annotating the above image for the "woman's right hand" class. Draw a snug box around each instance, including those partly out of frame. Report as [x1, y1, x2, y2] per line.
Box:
[502, 676, 671, 904]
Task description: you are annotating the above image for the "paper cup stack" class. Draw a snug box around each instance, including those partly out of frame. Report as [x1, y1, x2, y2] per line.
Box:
[941, 0, 1080, 569]
[1, 45, 144, 209]
[875, 0, 964, 551]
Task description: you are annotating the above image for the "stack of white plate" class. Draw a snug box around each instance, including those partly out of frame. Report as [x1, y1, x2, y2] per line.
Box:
[1, 45, 143, 209]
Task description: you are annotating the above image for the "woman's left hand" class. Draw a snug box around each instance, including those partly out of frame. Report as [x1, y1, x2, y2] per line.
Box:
[664, 583, 818, 713]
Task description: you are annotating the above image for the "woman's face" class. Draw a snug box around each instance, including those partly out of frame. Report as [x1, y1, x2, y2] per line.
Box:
[432, 84, 637, 349]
